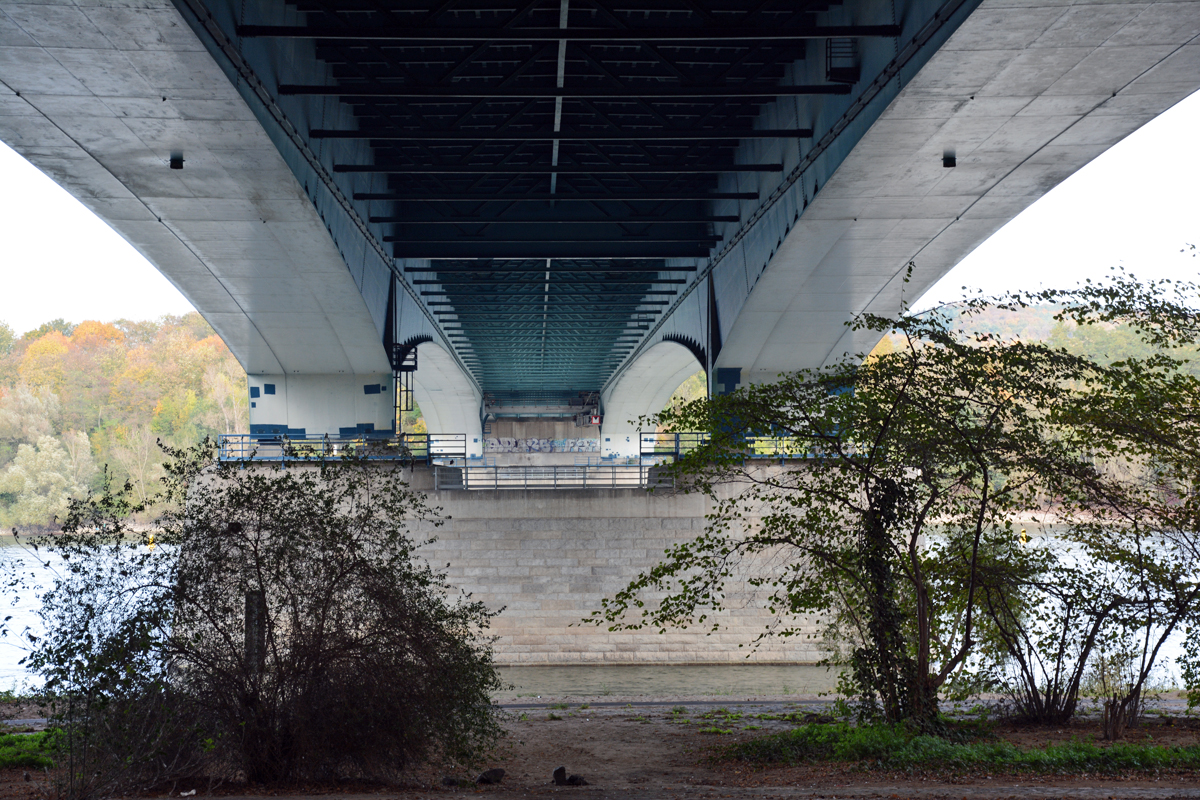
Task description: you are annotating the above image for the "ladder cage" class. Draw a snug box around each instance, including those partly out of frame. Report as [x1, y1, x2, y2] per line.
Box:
[826, 38, 861, 84]
[392, 345, 418, 424]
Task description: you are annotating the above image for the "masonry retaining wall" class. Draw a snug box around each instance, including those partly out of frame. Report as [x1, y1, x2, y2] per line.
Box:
[408, 469, 822, 665]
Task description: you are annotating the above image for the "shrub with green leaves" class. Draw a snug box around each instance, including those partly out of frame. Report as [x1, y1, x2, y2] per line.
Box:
[8, 441, 502, 796]
[0, 731, 57, 769]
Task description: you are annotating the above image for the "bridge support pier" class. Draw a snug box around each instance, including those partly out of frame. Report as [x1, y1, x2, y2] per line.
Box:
[412, 472, 822, 664]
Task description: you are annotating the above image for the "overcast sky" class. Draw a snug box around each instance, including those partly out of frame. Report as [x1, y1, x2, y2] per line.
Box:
[1, 91, 1198, 336]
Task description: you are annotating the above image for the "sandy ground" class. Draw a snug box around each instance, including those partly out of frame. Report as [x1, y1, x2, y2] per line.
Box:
[442, 698, 1200, 798]
[3, 697, 1200, 799]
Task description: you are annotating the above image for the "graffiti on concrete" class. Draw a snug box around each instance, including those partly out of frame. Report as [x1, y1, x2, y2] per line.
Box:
[484, 437, 600, 453]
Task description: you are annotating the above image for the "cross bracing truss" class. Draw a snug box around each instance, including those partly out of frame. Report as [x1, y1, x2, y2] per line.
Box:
[245, 0, 890, 393]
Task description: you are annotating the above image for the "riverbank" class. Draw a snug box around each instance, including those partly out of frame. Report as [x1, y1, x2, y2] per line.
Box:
[3, 694, 1198, 799]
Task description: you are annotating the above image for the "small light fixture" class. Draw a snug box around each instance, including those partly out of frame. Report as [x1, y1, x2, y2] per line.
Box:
[942, 148, 956, 168]
[169, 151, 184, 170]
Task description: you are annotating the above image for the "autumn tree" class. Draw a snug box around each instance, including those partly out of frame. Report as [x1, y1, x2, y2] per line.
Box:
[0, 313, 248, 525]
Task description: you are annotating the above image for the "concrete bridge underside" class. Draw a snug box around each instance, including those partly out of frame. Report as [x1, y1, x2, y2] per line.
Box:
[2, 0, 1196, 455]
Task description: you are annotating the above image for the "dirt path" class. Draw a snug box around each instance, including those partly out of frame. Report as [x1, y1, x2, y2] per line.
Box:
[408, 698, 1200, 799]
[5, 698, 1199, 799]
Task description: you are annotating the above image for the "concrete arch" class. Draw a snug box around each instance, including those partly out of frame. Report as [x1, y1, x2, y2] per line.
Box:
[601, 341, 704, 458]
[410, 342, 483, 456]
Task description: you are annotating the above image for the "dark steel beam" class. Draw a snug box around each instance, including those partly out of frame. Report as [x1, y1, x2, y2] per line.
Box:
[469, 366, 624, 372]
[435, 313, 663, 319]
[412, 279, 688, 285]
[358, 192, 757, 201]
[423, 291, 678, 296]
[241, 24, 901, 41]
[442, 322, 649, 328]
[451, 336, 643, 341]
[432, 302, 676, 309]
[458, 343, 633, 347]
[407, 266, 696, 273]
[280, 83, 851, 98]
[468, 356, 626, 362]
[399, 250, 711, 258]
[387, 235, 720, 243]
[377, 215, 737, 224]
[406, 255, 705, 262]
[337, 162, 781, 174]
[450, 337, 643, 343]
[313, 128, 812, 141]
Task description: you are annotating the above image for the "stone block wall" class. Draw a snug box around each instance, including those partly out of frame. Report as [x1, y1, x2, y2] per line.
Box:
[409, 472, 823, 665]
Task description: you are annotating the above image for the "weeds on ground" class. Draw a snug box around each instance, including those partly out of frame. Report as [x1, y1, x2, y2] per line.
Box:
[0, 731, 57, 769]
[721, 723, 1200, 775]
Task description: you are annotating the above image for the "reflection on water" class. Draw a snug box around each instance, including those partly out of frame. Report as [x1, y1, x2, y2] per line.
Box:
[0, 527, 1187, 694]
[0, 538, 58, 689]
[495, 664, 839, 700]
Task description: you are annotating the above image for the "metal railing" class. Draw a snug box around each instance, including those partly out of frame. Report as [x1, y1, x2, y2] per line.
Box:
[641, 432, 710, 458]
[434, 464, 671, 490]
[218, 433, 467, 463]
[640, 431, 817, 461]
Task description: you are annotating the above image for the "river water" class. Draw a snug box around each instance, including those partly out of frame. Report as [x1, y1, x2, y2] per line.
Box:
[0, 528, 1187, 697]
[495, 664, 839, 700]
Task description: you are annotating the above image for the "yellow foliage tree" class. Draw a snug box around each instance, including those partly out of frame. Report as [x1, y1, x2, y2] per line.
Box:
[71, 320, 125, 350]
[20, 331, 69, 393]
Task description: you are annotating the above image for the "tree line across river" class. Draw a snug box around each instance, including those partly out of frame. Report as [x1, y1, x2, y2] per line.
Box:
[0, 313, 246, 526]
[3, 300, 1196, 528]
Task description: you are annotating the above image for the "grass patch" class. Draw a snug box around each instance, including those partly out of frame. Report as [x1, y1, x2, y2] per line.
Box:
[721, 723, 1200, 775]
[0, 731, 56, 769]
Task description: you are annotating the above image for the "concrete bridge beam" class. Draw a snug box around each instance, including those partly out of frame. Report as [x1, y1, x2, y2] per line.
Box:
[709, 0, 1200, 389]
[410, 342, 483, 456]
[601, 341, 704, 458]
[0, 0, 392, 378]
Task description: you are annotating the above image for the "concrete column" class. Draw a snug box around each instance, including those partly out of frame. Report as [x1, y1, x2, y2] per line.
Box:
[601, 341, 704, 458]
[409, 342, 484, 456]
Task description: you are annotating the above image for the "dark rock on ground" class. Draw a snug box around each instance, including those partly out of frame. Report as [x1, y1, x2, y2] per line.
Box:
[553, 766, 588, 786]
[477, 768, 506, 785]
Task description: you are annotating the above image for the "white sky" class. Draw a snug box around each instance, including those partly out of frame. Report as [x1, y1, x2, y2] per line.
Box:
[0, 91, 1198, 336]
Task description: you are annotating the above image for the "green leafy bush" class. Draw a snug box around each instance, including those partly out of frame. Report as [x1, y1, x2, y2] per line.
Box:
[0, 731, 57, 769]
[7, 442, 502, 797]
